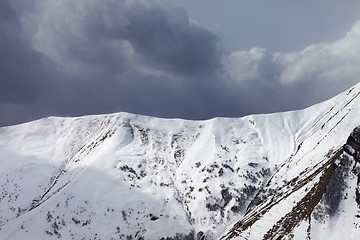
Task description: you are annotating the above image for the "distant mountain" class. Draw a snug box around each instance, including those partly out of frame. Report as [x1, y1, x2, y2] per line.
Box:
[0, 83, 360, 240]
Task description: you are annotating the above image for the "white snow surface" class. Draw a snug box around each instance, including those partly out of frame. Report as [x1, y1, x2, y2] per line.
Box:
[0, 82, 360, 239]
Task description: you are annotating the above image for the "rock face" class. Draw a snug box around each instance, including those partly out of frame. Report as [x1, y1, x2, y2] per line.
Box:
[0, 83, 360, 240]
[346, 126, 360, 162]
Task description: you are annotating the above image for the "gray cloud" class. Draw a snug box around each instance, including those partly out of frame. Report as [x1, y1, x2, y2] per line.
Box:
[1, 0, 225, 126]
[0, 0, 359, 127]
[0, 0, 52, 104]
[222, 22, 360, 113]
[0, 0, 62, 126]
[28, 0, 223, 76]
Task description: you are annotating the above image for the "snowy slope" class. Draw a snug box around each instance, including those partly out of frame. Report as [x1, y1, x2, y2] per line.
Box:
[0, 82, 360, 239]
[221, 84, 360, 240]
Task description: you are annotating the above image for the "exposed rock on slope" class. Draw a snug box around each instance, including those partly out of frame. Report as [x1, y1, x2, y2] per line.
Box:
[222, 126, 360, 239]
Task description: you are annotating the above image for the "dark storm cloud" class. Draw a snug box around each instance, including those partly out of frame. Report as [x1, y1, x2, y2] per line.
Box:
[0, 0, 63, 126]
[27, 0, 222, 75]
[1, 0, 360, 127]
[121, 1, 222, 75]
[0, 0, 51, 104]
[0, 0, 225, 126]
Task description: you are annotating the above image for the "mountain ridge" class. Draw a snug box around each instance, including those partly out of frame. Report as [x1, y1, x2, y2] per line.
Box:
[0, 82, 360, 239]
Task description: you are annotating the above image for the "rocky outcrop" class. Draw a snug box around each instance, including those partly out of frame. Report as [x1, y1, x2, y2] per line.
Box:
[345, 126, 360, 162]
[222, 126, 360, 240]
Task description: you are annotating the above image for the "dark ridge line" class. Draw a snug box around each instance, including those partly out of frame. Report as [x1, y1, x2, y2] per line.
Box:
[220, 147, 344, 240]
[304, 89, 359, 144]
[263, 158, 337, 239]
[221, 124, 360, 239]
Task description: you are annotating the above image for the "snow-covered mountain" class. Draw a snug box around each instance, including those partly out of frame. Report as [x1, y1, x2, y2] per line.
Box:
[0, 82, 360, 240]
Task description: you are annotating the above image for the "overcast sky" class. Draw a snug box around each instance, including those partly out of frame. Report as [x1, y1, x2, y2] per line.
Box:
[1, 0, 360, 127]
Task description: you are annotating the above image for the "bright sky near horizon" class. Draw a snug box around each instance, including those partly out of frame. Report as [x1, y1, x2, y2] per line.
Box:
[1, 0, 360, 127]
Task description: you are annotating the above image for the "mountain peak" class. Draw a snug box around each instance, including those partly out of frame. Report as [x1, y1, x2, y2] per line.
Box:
[0, 83, 360, 239]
